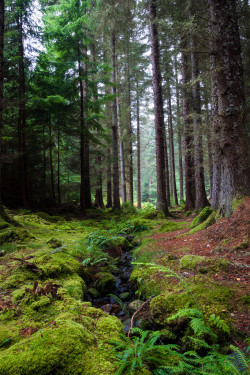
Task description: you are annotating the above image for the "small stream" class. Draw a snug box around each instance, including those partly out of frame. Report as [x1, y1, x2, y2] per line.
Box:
[89, 236, 138, 330]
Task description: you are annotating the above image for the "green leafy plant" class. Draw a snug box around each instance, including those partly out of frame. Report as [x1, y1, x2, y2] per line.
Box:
[109, 329, 180, 375]
[108, 294, 129, 316]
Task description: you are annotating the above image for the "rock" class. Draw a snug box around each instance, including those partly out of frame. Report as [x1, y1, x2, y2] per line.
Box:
[88, 287, 100, 298]
[0, 250, 6, 257]
[47, 238, 62, 249]
[119, 292, 131, 301]
[129, 300, 144, 313]
[101, 304, 121, 315]
[95, 272, 116, 295]
[120, 272, 130, 281]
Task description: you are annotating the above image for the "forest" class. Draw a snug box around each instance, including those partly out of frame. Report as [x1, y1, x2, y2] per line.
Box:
[0, 0, 249, 374]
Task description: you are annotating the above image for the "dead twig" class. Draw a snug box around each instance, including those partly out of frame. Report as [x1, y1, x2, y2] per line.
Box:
[9, 257, 40, 273]
[128, 297, 152, 338]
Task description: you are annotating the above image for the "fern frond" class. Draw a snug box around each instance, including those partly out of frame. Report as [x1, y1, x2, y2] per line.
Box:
[209, 313, 230, 334]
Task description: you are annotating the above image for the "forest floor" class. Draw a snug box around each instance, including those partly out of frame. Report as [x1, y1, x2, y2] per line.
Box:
[0, 199, 249, 374]
[148, 197, 250, 341]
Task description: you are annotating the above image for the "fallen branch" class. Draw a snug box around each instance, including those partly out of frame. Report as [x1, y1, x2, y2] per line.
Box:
[128, 297, 152, 338]
[9, 257, 40, 273]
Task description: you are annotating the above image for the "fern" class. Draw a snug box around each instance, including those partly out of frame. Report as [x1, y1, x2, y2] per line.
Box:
[209, 313, 230, 334]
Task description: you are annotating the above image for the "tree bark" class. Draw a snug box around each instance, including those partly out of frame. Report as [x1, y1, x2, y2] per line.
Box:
[208, 0, 250, 216]
[163, 127, 171, 206]
[94, 155, 104, 208]
[48, 121, 56, 203]
[190, 34, 209, 209]
[17, 12, 29, 208]
[126, 42, 133, 205]
[149, 0, 170, 216]
[181, 38, 195, 211]
[106, 147, 112, 208]
[174, 54, 184, 203]
[136, 83, 141, 208]
[117, 94, 126, 204]
[57, 126, 61, 204]
[0, 0, 4, 213]
[111, 29, 120, 210]
[78, 41, 86, 215]
[167, 79, 178, 206]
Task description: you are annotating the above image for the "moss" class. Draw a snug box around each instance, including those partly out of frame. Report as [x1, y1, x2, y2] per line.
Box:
[107, 236, 132, 249]
[0, 228, 35, 245]
[95, 272, 116, 295]
[12, 287, 28, 303]
[0, 221, 10, 230]
[189, 206, 213, 229]
[232, 196, 244, 211]
[0, 320, 92, 375]
[130, 267, 161, 299]
[95, 315, 123, 340]
[59, 275, 87, 300]
[158, 221, 187, 233]
[36, 212, 65, 223]
[47, 237, 62, 248]
[150, 283, 233, 327]
[81, 349, 116, 374]
[35, 252, 80, 278]
[185, 211, 192, 217]
[0, 327, 19, 350]
[30, 296, 51, 311]
[180, 254, 229, 272]
[188, 211, 217, 234]
[3, 269, 35, 289]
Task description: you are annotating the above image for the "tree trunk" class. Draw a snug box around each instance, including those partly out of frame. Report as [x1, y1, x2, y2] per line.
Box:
[94, 155, 104, 208]
[167, 79, 178, 206]
[174, 54, 184, 203]
[83, 59, 91, 209]
[190, 34, 209, 209]
[208, 0, 250, 216]
[78, 42, 86, 216]
[0, 0, 4, 214]
[136, 83, 141, 208]
[204, 94, 213, 197]
[111, 29, 120, 210]
[106, 147, 112, 208]
[57, 126, 61, 204]
[17, 12, 29, 208]
[48, 122, 56, 203]
[163, 128, 171, 206]
[149, 0, 170, 216]
[117, 94, 126, 203]
[181, 38, 195, 211]
[126, 42, 133, 205]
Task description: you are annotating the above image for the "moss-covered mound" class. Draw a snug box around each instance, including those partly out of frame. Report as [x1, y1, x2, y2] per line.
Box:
[189, 206, 213, 229]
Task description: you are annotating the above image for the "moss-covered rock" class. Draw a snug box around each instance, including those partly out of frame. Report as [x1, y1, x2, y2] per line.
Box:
[58, 275, 87, 300]
[47, 237, 62, 248]
[3, 269, 35, 289]
[0, 221, 10, 230]
[189, 211, 218, 234]
[189, 206, 213, 229]
[0, 228, 35, 245]
[95, 272, 116, 295]
[0, 320, 92, 375]
[34, 252, 80, 278]
[36, 212, 65, 223]
[130, 267, 161, 298]
[180, 254, 229, 272]
[158, 221, 187, 233]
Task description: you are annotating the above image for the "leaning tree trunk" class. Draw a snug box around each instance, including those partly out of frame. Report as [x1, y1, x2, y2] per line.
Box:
[190, 34, 209, 209]
[208, 0, 250, 216]
[111, 29, 120, 210]
[17, 12, 29, 208]
[0, 0, 4, 214]
[149, 0, 170, 216]
[181, 38, 195, 211]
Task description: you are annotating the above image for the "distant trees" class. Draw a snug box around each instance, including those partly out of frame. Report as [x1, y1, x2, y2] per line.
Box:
[0, 0, 249, 216]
